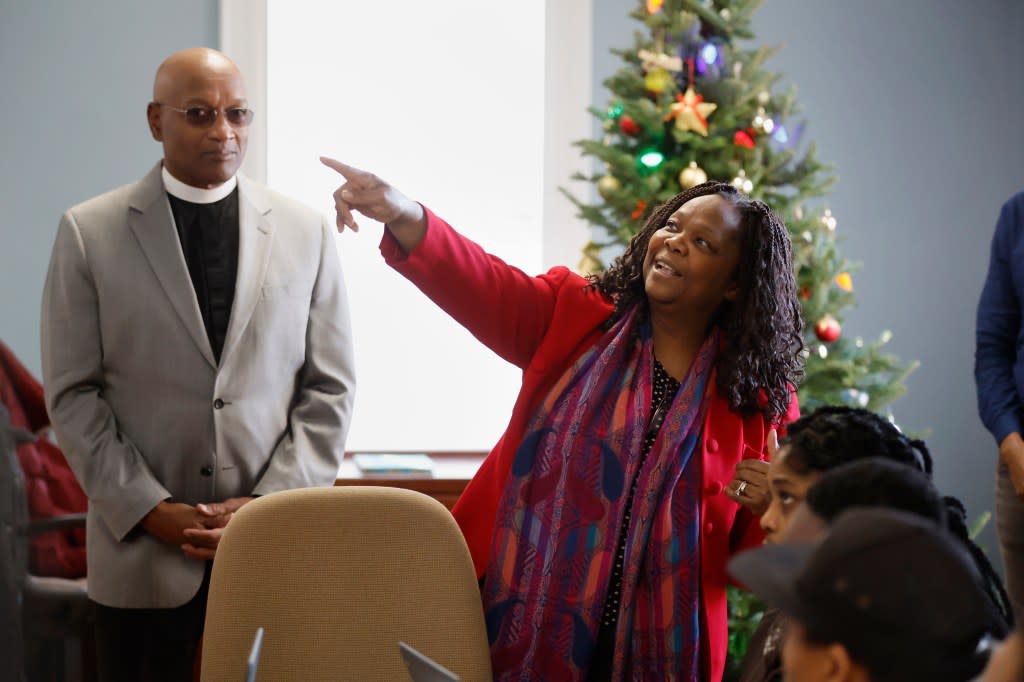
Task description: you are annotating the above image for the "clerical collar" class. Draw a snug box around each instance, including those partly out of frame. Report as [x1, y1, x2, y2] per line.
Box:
[162, 166, 237, 204]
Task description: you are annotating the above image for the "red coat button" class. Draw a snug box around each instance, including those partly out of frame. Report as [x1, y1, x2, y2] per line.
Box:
[707, 438, 719, 453]
[704, 521, 714, 534]
[706, 481, 723, 496]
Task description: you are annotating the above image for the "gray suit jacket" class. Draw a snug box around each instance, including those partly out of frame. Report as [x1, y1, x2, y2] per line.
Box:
[41, 163, 355, 608]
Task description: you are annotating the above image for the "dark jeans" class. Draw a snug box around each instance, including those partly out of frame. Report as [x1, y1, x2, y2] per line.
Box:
[997, 462, 1024, 621]
[93, 563, 211, 682]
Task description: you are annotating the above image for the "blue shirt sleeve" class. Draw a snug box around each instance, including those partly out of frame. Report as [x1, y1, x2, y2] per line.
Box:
[975, 193, 1024, 445]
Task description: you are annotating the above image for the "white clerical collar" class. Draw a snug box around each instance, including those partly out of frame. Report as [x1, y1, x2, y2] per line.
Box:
[162, 165, 237, 204]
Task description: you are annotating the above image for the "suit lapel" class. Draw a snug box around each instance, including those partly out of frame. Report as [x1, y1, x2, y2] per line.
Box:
[220, 175, 274, 366]
[127, 164, 217, 369]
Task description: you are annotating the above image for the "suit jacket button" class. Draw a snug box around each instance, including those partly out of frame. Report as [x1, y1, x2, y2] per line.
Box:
[200, 465, 214, 477]
[213, 398, 225, 409]
[707, 438, 719, 453]
[706, 481, 723, 496]
[704, 521, 714, 534]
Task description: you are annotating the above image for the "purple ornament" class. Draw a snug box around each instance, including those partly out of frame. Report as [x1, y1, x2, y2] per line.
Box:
[770, 119, 806, 152]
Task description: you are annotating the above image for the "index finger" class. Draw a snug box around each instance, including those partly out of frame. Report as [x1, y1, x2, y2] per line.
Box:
[766, 428, 780, 459]
[183, 527, 223, 543]
[320, 156, 368, 181]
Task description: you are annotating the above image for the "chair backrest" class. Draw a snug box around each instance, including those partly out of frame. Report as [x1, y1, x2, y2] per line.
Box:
[0, 404, 29, 680]
[0, 339, 87, 579]
[201, 486, 492, 682]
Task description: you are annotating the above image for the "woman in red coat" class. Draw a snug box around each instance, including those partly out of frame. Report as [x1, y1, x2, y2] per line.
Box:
[323, 158, 803, 681]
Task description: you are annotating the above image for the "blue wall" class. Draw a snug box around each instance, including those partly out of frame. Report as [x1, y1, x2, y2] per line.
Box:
[0, 0, 219, 374]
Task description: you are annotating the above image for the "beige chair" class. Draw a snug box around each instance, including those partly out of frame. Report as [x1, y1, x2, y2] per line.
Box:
[200, 486, 492, 682]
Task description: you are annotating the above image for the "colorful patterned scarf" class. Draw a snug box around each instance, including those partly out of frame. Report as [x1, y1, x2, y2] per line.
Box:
[483, 305, 717, 680]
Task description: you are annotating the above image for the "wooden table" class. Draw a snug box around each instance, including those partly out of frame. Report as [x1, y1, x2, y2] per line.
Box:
[335, 452, 486, 510]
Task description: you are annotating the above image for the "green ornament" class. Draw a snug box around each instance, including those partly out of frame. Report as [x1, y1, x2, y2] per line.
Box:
[637, 148, 665, 175]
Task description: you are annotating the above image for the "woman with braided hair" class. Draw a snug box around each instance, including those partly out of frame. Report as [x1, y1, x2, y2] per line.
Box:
[738, 406, 1014, 682]
[321, 157, 804, 681]
[798, 458, 1014, 637]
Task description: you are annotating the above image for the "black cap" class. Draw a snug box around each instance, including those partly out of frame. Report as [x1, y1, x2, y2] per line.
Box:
[729, 507, 999, 678]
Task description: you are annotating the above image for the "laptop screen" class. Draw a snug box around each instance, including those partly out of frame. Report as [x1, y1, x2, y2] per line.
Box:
[245, 627, 264, 682]
[399, 641, 460, 682]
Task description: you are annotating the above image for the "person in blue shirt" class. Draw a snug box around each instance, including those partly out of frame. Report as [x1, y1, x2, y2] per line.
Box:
[975, 191, 1024, 622]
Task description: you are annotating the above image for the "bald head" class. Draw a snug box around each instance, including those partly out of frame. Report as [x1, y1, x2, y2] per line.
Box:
[147, 48, 250, 189]
[153, 48, 244, 102]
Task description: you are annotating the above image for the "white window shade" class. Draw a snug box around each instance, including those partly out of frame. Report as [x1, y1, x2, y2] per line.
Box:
[266, 0, 549, 452]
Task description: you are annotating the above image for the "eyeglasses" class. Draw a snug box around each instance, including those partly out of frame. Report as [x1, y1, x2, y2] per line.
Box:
[156, 103, 255, 128]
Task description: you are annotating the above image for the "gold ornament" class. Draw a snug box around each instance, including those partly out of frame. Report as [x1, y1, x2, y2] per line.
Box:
[835, 272, 853, 292]
[821, 208, 837, 232]
[644, 68, 673, 94]
[578, 242, 604, 276]
[666, 86, 718, 136]
[679, 161, 708, 189]
[597, 175, 621, 200]
[646, 0, 664, 13]
[731, 169, 753, 194]
[752, 106, 775, 134]
[757, 90, 771, 105]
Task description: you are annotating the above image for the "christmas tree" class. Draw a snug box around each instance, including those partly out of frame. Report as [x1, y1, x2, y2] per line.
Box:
[564, 0, 916, 674]
[567, 0, 915, 415]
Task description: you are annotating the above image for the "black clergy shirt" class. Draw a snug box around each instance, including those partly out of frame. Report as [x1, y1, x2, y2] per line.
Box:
[167, 189, 240, 363]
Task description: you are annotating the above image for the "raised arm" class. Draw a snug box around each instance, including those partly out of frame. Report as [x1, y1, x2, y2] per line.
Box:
[320, 156, 427, 252]
[320, 157, 581, 369]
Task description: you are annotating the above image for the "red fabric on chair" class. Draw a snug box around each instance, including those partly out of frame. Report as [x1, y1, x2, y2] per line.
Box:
[0, 340, 87, 578]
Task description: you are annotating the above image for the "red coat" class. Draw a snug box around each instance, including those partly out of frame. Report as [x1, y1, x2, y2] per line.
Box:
[383, 208, 799, 681]
[0, 341, 87, 578]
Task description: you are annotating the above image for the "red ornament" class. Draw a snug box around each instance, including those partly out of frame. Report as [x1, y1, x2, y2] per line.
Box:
[619, 115, 641, 136]
[814, 315, 841, 343]
[632, 200, 648, 220]
[734, 129, 756, 149]
[799, 286, 813, 301]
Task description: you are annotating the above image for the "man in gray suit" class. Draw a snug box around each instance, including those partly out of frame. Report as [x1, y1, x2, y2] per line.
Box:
[40, 48, 355, 681]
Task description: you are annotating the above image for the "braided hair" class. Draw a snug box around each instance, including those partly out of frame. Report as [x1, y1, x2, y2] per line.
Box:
[805, 458, 946, 523]
[780, 405, 934, 475]
[792, 411, 1014, 632]
[943, 496, 1015, 632]
[589, 182, 804, 420]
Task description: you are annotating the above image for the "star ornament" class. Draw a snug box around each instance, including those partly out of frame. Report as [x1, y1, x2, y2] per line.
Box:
[666, 86, 718, 137]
